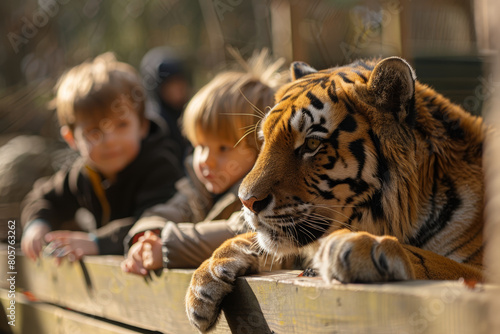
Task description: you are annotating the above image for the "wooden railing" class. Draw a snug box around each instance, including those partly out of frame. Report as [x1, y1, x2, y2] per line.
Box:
[0, 248, 496, 334]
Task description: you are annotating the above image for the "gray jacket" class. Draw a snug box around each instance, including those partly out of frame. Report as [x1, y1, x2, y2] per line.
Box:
[125, 156, 247, 268]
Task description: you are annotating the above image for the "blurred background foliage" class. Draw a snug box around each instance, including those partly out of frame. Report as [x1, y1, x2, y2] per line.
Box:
[0, 0, 494, 138]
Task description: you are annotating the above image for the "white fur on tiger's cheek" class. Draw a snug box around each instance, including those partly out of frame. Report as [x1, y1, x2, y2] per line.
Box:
[257, 128, 265, 143]
[257, 110, 270, 141]
[255, 232, 272, 252]
[242, 208, 258, 230]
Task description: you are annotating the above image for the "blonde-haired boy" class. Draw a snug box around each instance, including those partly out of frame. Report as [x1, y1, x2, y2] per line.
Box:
[21, 53, 183, 261]
[122, 49, 287, 274]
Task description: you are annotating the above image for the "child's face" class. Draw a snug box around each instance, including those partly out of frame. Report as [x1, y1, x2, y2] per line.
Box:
[193, 131, 257, 195]
[160, 76, 190, 112]
[68, 108, 148, 180]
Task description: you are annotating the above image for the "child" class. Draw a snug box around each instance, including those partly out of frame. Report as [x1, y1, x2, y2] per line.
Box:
[140, 46, 193, 166]
[20, 52, 184, 262]
[121, 49, 286, 275]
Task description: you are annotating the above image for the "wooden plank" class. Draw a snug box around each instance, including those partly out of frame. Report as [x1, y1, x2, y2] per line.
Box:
[0, 250, 496, 333]
[223, 273, 494, 334]
[0, 289, 148, 334]
[8, 254, 200, 333]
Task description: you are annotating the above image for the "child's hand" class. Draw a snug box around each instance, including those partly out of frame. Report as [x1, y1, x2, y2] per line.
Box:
[121, 238, 148, 275]
[141, 231, 163, 270]
[21, 222, 51, 261]
[43, 231, 99, 265]
[121, 231, 162, 275]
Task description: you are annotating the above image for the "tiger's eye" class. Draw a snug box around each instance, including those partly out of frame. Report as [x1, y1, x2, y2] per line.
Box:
[305, 137, 321, 152]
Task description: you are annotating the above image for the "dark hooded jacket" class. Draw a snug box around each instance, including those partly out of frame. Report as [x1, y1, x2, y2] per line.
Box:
[21, 121, 184, 255]
[140, 47, 192, 166]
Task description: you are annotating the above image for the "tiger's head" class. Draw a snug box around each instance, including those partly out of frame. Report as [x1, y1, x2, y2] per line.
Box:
[239, 57, 421, 257]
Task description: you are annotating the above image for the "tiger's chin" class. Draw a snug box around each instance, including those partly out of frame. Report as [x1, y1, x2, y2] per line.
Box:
[243, 209, 323, 258]
[255, 228, 302, 258]
[243, 209, 299, 256]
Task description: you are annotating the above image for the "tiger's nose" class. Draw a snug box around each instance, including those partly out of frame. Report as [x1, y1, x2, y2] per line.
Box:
[240, 195, 272, 214]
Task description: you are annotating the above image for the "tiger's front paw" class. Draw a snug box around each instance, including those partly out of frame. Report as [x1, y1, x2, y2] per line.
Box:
[314, 229, 415, 283]
[185, 235, 259, 333]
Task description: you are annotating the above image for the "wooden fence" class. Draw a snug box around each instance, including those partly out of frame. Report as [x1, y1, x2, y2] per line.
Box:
[0, 248, 496, 334]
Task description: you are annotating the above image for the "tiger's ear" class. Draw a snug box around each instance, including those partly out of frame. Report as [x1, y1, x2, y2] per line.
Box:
[367, 57, 416, 123]
[291, 61, 317, 81]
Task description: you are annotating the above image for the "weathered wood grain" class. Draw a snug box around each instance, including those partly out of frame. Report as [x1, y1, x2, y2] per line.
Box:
[0, 250, 496, 334]
[0, 290, 149, 334]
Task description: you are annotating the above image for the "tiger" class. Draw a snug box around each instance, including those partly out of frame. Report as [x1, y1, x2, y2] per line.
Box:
[185, 56, 486, 332]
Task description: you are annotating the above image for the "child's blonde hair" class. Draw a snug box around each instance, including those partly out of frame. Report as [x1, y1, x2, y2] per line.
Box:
[182, 49, 287, 150]
[55, 52, 146, 130]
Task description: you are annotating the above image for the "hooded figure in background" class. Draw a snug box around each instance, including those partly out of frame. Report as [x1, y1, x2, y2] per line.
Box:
[140, 47, 192, 167]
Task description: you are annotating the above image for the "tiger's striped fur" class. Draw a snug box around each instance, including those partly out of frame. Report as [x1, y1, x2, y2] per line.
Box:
[186, 57, 485, 332]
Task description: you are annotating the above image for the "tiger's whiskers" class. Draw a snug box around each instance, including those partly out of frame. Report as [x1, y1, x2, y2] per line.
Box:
[304, 212, 357, 232]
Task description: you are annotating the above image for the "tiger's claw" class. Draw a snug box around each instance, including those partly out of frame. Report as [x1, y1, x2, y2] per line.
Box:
[185, 233, 259, 332]
[314, 229, 415, 283]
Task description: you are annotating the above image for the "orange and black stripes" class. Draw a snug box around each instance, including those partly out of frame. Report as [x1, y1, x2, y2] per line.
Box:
[244, 57, 484, 269]
[187, 57, 486, 332]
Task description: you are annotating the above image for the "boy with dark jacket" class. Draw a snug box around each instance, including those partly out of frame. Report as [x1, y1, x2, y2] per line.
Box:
[21, 52, 183, 261]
